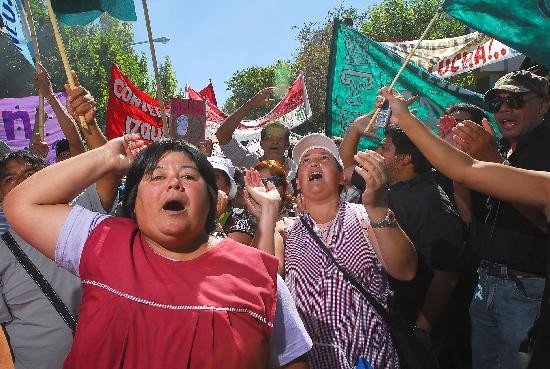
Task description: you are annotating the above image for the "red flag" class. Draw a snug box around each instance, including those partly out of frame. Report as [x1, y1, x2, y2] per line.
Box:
[198, 82, 218, 107]
[188, 86, 227, 123]
[106, 64, 168, 143]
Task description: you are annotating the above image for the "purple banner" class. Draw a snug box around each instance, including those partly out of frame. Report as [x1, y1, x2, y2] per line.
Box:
[0, 92, 66, 163]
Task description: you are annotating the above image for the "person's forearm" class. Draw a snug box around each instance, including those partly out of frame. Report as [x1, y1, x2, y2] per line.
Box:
[45, 92, 85, 156]
[366, 205, 417, 281]
[216, 100, 255, 144]
[0, 326, 13, 369]
[81, 121, 107, 150]
[416, 271, 459, 332]
[339, 125, 362, 169]
[80, 122, 118, 211]
[252, 205, 279, 256]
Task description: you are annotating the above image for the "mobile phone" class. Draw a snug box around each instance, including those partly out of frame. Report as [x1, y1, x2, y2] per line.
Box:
[374, 99, 392, 128]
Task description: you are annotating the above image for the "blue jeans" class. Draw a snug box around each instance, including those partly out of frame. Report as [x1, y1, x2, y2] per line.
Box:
[470, 265, 545, 369]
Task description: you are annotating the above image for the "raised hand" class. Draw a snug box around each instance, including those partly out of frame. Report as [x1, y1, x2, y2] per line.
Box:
[33, 63, 54, 97]
[378, 86, 414, 122]
[436, 115, 460, 145]
[451, 118, 502, 162]
[353, 150, 389, 208]
[64, 70, 97, 126]
[248, 87, 276, 108]
[243, 168, 281, 218]
[216, 189, 229, 217]
[103, 134, 146, 173]
[350, 113, 380, 139]
[29, 133, 49, 158]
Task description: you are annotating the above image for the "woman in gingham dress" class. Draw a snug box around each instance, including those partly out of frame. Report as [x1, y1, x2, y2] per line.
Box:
[284, 134, 417, 369]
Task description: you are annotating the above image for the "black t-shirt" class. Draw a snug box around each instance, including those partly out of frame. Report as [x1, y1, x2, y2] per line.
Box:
[470, 119, 550, 275]
[386, 171, 465, 324]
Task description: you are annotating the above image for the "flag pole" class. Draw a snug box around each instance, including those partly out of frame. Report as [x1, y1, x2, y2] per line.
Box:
[44, 0, 88, 130]
[365, 6, 443, 133]
[21, 0, 45, 140]
[141, 0, 169, 138]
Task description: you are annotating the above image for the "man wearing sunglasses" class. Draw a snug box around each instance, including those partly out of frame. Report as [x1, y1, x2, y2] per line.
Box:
[449, 70, 550, 369]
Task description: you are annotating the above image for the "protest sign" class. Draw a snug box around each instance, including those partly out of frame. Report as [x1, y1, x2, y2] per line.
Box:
[326, 20, 487, 150]
[169, 99, 206, 145]
[106, 63, 167, 143]
[0, 93, 66, 163]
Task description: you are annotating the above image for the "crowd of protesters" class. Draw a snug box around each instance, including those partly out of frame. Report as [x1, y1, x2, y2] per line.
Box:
[0, 58, 548, 369]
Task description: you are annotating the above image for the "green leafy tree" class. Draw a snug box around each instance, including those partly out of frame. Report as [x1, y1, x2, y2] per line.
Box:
[0, 0, 166, 130]
[222, 65, 276, 119]
[157, 55, 179, 101]
[360, 0, 467, 42]
[293, 6, 366, 133]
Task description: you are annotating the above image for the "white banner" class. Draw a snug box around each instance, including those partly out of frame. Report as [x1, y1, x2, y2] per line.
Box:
[382, 32, 521, 78]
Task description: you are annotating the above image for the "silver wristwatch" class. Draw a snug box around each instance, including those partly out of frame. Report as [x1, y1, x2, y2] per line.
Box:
[370, 209, 398, 229]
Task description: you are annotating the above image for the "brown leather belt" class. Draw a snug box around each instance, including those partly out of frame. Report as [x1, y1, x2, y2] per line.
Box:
[480, 261, 545, 295]
[482, 262, 544, 278]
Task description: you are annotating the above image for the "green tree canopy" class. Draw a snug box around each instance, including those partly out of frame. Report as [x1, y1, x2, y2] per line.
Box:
[0, 0, 179, 131]
[360, 0, 467, 42]
[222, 64, 275, 119]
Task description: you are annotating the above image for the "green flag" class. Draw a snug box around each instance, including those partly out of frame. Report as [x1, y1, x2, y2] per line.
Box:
[51, 0, 137, 26]
[443, 0, 550, 69]
[326, 19, 487, 150]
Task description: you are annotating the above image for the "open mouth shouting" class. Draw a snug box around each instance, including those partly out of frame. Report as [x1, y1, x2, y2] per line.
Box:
[500, 118, 517, 130]
[308, 171, 323, 182]
[162, 199, 186, 214]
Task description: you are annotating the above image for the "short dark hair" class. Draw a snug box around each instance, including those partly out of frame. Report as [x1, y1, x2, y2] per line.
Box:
[260, 122, 291, 142]
[384, 124, 431, 174]
[444, 103, 489, 125]
[55, 138, 70, 158]
[121, 139, 218, 234]
[0, 150, 49, 180]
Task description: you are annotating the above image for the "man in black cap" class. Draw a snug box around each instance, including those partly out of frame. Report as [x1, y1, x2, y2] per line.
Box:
[448, 70, 549, 369]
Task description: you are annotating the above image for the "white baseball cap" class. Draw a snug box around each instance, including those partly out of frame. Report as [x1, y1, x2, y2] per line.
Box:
[292, 133, 343, 168]
[207, 156, 237, 199]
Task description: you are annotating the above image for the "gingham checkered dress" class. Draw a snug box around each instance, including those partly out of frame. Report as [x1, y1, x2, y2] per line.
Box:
[285, 202, 399, 369]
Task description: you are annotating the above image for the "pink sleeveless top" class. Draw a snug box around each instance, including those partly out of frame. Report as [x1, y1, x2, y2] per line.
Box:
[64, 217, 278, 369]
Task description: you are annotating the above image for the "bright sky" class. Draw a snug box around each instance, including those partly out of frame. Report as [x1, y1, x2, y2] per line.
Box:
[132, 0, 376, 107]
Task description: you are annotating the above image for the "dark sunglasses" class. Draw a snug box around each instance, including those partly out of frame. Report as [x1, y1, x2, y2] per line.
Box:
[487, 94, 529, 113]
[261, 176, 285, 187]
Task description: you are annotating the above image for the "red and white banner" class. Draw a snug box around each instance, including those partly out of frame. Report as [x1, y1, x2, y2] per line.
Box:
[106, 63, 168, 142]
[382, 32, 521, 78]
[191, 73, 311, 142]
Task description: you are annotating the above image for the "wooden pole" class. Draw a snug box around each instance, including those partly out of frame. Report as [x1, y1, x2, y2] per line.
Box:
[44, 0, 88, 130]
[365, 7, 443, 133]
[141, 0, 169, 138]
[21, 0, 44, 140]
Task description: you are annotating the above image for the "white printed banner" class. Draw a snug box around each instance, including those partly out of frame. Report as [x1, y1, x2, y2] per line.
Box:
[382, 32, 521, 78]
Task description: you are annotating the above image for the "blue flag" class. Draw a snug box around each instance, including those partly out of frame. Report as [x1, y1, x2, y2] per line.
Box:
[1, 0, 35, 67]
